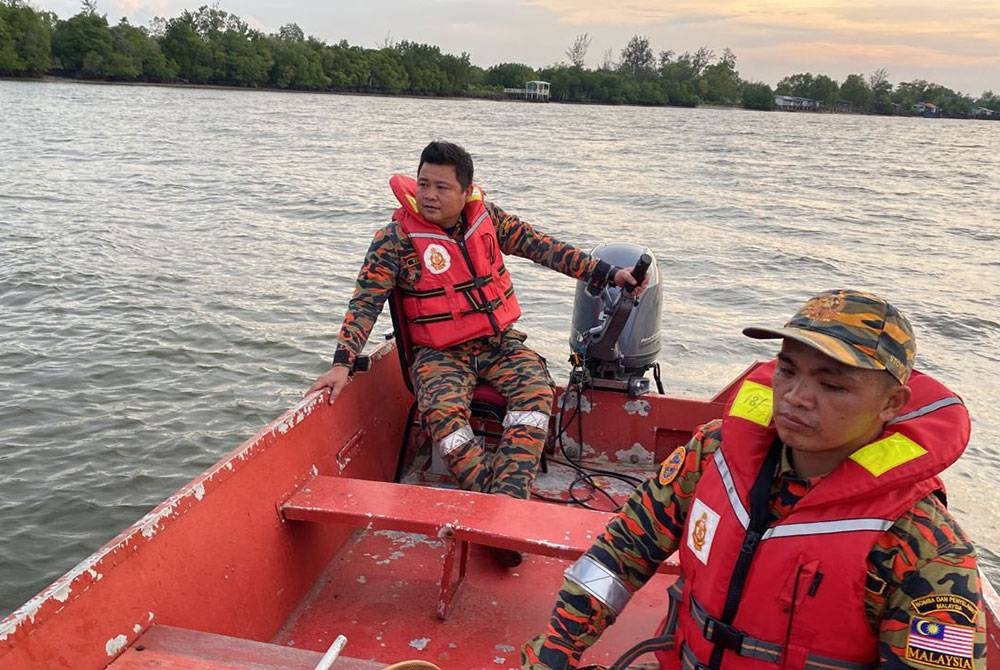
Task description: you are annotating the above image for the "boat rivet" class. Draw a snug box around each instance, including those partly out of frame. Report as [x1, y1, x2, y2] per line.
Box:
[135, 645, 146, 652]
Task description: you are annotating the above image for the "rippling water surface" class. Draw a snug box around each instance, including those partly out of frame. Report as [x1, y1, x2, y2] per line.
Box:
[1, 80, 998, 615]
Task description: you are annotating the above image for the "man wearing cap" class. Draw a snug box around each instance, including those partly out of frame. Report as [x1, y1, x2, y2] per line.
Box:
[522, 290, 985, 669]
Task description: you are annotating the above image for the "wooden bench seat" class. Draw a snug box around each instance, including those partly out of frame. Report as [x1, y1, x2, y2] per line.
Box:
[280, 476, 679, 618]
[108, 624, 383, 669]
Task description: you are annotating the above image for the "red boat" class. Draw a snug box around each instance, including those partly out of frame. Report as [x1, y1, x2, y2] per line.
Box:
[1, 336, 997, 669]
[2, 245, 998, 668]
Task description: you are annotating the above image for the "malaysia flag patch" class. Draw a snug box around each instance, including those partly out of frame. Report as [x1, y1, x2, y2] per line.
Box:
[905, 617, 975, 668]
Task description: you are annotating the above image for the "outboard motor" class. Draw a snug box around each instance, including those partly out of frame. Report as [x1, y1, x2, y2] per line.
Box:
[569, 243, 663, 396]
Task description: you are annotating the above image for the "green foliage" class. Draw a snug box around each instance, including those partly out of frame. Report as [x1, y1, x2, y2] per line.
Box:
[270, 37, 326, 89]
[741, 81, 774, 110]
[619, 34, 655, 77]
[160, 13, 212, 83]
[810, 74, 838, 106]
[0, 1, 51, 75]
[0, 3, 990, 119]
[839, 74, 871, 111]
[700, 48, 740, 104]
[367, 47, 408, 92]
[51, 10, 111, 75]
[775, 72, 814, 97]
[484, 62, 536, 89]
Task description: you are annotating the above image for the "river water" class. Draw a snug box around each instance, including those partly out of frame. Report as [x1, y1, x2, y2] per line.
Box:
[1, 79, 998, 616]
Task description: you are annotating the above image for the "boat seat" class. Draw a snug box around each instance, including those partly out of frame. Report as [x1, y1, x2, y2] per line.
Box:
[107, 623, 383, 669]
[280, 475, 679, 619]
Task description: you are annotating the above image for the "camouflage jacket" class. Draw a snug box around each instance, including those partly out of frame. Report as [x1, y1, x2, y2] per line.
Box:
[333, 202, 615, 366]
[522, 419, 987, 669]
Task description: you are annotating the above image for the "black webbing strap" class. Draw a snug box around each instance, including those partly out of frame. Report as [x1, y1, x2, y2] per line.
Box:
[706, 441, 782, 669]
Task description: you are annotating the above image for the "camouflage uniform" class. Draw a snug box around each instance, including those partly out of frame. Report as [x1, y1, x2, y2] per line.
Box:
[521, 420, 987, 669]
[334, 202, 616, 499]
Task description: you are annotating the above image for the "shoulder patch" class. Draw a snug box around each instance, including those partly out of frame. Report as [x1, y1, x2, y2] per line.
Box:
[658, 446, 686, 486]
[905, 617, 975, 668]
[912, 594, 979, 625]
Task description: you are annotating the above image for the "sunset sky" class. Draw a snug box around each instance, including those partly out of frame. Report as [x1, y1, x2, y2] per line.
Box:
[41, 0, 1000, 96]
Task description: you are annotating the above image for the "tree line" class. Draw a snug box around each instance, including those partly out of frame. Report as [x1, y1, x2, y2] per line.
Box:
[2, 1, 997, 118]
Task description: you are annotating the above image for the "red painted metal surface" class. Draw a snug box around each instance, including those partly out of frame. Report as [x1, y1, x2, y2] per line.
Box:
[281, 476, 623, 561]
[281, 475, 679, 621]
[0, 343, 410, 670]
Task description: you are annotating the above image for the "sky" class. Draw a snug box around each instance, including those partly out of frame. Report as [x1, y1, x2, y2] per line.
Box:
[40, 0, 1000, 96]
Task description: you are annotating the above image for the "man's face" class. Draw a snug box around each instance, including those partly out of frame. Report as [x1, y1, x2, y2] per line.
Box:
[771, 339, 908, 471]
[416, 162, 470, 228]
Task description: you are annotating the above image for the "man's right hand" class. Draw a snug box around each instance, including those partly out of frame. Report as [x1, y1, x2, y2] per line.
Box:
[306, 365, 351, 405]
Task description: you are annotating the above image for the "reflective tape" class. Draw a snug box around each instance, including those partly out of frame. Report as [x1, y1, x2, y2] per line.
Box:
[408, 231, 453, 242]
[436, 425, 476, 456]
[564, 555, 633, 616]
[888, 396, 963, 425]
[502, 410, 549, 429]
[465, 210, 490, 237]
[714, 448, 750, 530]
[763, 518, 893, 540]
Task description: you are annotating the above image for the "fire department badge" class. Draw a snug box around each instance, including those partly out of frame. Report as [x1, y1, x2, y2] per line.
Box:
[657, 446, 686, 486]
[423, 244, 451, 275]
[686, 498, 720, 565]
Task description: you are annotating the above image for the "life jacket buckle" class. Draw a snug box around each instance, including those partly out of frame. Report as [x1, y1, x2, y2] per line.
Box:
[703, 615, 745, 653]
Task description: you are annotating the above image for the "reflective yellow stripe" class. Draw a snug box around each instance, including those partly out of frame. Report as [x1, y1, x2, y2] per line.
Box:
[729, 380, 773, 427]
[850, 432, 927, 476]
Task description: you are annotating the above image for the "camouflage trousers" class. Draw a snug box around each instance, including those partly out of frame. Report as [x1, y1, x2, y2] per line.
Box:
[411, 328, 553, 500]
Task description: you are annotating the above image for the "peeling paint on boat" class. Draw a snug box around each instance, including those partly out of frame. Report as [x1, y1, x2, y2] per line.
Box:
[623, 398, 651, 416]
[409, 637, 430, 650]
[193, 483, 206, 501]
[273, 395, 322, 436]
[105, 634, 127, 656]
[373, 530, 442, 549]
[615, 443, 654, 465]
[495, 644, 515, 652]
[494, 656, 506, 664]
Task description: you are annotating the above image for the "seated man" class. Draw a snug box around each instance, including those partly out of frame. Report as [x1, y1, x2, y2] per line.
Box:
[523, 289, 986, 668]
[307, 141, 639, 566]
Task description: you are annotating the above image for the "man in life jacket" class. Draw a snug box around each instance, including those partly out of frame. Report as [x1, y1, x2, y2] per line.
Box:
[522, 289, 986, 668]
[307, 141, 641, 567]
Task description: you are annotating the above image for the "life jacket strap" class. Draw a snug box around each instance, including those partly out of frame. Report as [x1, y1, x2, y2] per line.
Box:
[687, 595, 876, 670]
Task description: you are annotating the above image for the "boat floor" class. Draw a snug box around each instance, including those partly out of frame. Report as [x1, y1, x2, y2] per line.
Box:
[272, 456, 668, 669]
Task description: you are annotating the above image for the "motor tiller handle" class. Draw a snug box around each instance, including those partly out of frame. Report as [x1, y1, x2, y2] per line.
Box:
[624, 253, 652, 294]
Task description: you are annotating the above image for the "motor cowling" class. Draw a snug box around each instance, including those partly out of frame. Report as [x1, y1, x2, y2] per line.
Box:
[569, 243, 662, 394]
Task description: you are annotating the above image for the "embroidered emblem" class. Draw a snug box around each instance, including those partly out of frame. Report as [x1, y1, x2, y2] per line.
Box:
[905, 617, 974, 668]
[800, 293, 845, 322]
[692, 514, 708, 550]
[686, 498, 720, 565]
[658, 446, 686, 486]
[912, 594, 979, 625]
[423, 243, 451, 275]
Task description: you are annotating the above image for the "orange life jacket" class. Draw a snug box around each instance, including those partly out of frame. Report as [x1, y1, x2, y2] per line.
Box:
[656, 360, 970, 669]
[390, 174, 521, 350]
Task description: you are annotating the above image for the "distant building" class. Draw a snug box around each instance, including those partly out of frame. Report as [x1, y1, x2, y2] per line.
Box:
[774, 95, 820, 111]
[972, 106, 996, 119]
[912, 102, 940, 117]
[503, 80, 551, 102]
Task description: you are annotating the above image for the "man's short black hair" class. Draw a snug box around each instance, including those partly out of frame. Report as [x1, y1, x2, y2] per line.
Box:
[419, 141, 474, 190]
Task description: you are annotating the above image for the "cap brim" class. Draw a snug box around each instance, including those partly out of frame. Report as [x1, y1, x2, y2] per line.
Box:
[742, 326, 885, 373]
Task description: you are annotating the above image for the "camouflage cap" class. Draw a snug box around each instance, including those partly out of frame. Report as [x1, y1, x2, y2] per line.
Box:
[743, 289, 916, 384]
